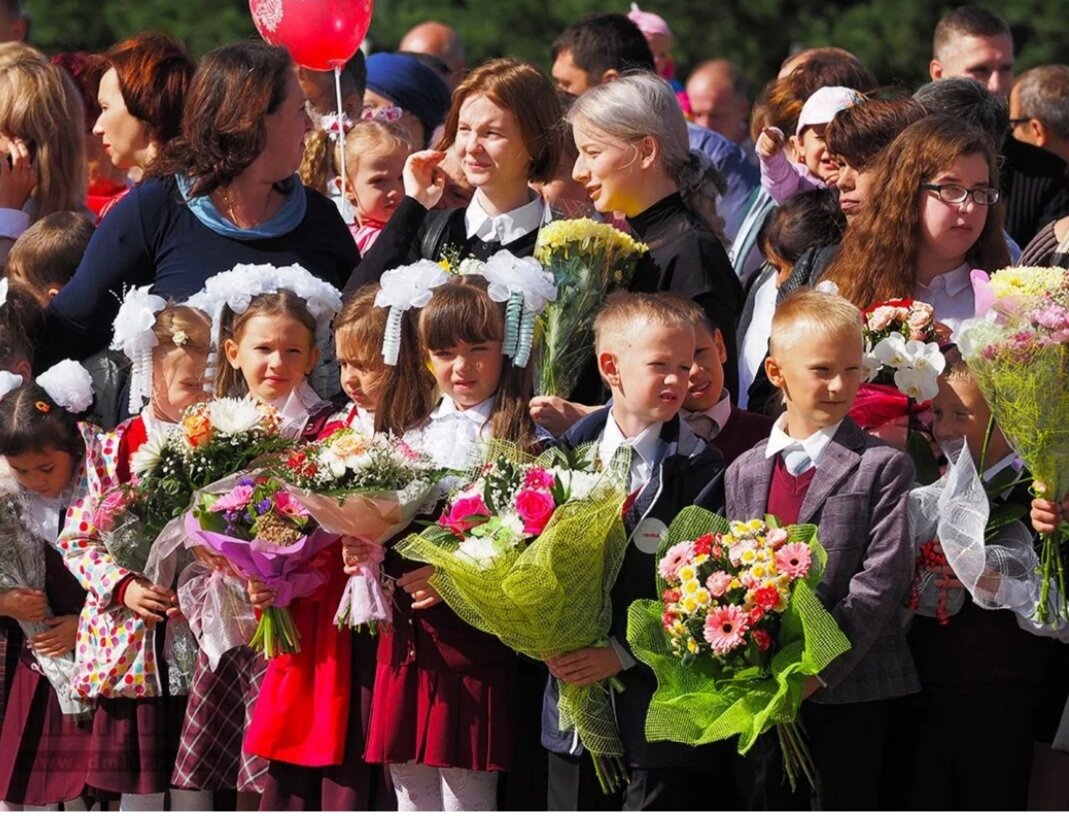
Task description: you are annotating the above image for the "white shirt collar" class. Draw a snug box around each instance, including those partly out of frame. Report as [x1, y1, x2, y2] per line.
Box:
[464, 192, 544, 245]
[686, 391, 733, 437]
[982, 452, 1021, 483]
[140, 407, 176, 437]
[430, 395, 496, 428]
[764, 414, 843, 468]
[915, 263, 972, 297]
[270, 380, 332, 439]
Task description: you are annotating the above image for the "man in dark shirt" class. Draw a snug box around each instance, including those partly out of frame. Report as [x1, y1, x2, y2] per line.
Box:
[927, 5, 1069, 248]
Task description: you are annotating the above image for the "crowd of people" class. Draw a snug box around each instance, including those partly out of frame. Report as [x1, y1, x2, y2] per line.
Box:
[0, 0, 1066, 811]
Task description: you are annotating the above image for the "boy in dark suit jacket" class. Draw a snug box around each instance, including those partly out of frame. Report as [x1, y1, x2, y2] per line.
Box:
[541, 292, 733, 811]
[678, 304, 773, 464]
[726, 289, 918, 809]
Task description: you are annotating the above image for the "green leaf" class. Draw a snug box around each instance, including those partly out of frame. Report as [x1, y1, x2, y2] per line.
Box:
[985, 503, 1029, 537]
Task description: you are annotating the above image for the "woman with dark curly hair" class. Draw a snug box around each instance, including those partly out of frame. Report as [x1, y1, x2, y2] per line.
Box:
[41, 41, 359, 367]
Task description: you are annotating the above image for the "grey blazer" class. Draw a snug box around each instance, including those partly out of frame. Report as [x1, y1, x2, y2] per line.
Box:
[725, 418, 920, 704]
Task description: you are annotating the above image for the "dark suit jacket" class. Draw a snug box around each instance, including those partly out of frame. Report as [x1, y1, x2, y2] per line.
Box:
[541, 408, 727, 768]
[726, 418, 920, 704]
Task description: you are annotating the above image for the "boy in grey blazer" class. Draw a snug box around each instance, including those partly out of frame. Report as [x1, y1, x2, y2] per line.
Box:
[726, 289, 918, 809]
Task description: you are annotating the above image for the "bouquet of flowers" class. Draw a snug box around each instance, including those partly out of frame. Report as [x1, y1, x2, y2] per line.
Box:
[853, 297, 945, 482]
[626, 508, 850, 792]
[959, 266, 1069, 622]
[0, 488, 90, 717]
[533, 219, 648, 398]
[185, 473, 336, 658]
[396, 441, 631, 792]
[274, 428, 445, 633]
[128, 397, 293, 583]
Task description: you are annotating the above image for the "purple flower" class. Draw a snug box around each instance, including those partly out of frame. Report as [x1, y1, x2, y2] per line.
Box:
[238, 477, 255, 487]
[256, 498, 272, 514]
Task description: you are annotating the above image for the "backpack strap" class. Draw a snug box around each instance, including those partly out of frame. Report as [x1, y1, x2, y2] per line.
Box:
[420, 209, 455, 260]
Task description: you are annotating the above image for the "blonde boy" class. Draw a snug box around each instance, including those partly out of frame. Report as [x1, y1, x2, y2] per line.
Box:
[726, 289, 917, 810]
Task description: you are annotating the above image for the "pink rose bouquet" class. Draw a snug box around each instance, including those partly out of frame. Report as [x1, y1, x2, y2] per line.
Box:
[397, 441, 632, 792]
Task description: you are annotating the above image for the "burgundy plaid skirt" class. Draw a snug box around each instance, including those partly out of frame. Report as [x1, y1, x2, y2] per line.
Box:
[171, 646, 268, 793]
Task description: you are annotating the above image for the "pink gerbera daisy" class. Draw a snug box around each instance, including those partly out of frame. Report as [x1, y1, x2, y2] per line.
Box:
[658, 541, 695, 582]
[775, 542, 812, 579]
[703, 604, 749, 655]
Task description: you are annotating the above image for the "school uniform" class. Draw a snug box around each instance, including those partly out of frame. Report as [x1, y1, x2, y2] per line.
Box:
[892, 457, 1051, 810]
[726, 416, 918, 810]
[543, 407, 735, 811]
[683, 391, 774, 465]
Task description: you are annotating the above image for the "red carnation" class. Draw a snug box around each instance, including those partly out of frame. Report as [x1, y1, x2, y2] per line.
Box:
[752, 629, 772, 652]
[693, 533, 714, 556]
[753, 586, 780, 610]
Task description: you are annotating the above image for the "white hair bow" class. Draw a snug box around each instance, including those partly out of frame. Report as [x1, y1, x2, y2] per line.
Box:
[480, 250, 557, 368]
[374, 260, 449, 366]
[36, 360, 94, 414]
[0, 370, 23, 401]
[111, 285, 167, 415]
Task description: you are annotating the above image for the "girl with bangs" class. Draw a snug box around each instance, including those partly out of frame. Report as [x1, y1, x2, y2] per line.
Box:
[347, 58, 563, 294]
[822, 115, 1011, 337]
[361, 274, 540, 811]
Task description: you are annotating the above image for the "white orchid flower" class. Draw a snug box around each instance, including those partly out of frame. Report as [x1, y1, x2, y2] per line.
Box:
[872, 332, 911, 369]
[894, 366, 940, 402]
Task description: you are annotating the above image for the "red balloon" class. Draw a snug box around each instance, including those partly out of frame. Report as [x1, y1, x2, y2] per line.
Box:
[249, 0, 372, 71]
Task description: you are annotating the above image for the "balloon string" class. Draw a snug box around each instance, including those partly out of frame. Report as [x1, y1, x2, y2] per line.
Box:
[334, 66, 352, 225]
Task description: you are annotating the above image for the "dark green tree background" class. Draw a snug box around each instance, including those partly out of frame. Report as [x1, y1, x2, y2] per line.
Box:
[24, 0, 1069, 91]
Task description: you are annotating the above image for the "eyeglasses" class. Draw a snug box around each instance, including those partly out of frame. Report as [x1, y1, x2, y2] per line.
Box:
[920, 183, 1000, 206]
[1007, 117, 1031, 129]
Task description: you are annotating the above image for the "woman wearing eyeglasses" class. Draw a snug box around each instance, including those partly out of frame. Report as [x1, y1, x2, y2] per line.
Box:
[821, 115, 1010, 338]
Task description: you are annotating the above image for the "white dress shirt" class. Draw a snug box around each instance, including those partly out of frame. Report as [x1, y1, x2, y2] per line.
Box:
[270, 380, 333, 440]
[464, 192, 545, 245]
[416, 396, 496, 471]
[684, 391, 733, 441]
[597, 411, 663, 494]
[738, 273, 778, 408]
[765, 414, 844, 472]
[914, 263, 973, 339]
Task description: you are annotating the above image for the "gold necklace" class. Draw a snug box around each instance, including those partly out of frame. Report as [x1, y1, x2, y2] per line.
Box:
[221, 186, 274, 228]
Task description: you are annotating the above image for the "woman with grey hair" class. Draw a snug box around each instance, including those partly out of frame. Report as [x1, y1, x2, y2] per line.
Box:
[539, 72, 743, 417]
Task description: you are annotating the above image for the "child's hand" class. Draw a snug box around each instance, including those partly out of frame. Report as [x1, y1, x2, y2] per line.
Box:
[403, 150, 447, 209]
[123, 579, 177, 626]
[0, 138, 35, 211]
[1031, 486, 1069, 535]
[397, 565, 442, 610]
[192, 546, 238, 578]
[30, 615, 78, 657]
[528, 397, 596, 438]
[546, 646, 622, 687]
[342, 535, 376, 571]
[247, 577, 276, 610]
[0, 587, 46, 622]
[756, 127, 786, 159]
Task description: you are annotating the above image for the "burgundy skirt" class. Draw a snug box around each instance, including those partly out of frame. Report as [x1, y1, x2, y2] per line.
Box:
[171, 645, 268, 794]
[261, 633, 395, 811]
[85, 694, 186, 795]
[0, 659, 93, 805]
[364, 658, 515, 772]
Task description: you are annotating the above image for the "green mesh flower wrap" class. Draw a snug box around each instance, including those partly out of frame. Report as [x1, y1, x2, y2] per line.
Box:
[396, 439, 631, 788]
[626, 507, 849, 788]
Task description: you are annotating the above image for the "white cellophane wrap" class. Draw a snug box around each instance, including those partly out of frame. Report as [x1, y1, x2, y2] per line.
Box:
[0, 480, 91, 717]
[176, 561, 257, 671]
[908, 441, 1069, 637]
[285, 480, 440, 629]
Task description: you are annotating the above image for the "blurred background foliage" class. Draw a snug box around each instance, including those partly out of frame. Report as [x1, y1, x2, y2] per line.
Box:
[24, 0, 1069, 92]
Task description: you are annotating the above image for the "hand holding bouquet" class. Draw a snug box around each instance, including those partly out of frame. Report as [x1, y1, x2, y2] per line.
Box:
[397, 440, 631, 792]
[185, 473, 336, 658]
[534, 219, 648, 398]
[627, 508, 849, 792]
[275, 428, 444, 633]
[959, 266, 1069, 622]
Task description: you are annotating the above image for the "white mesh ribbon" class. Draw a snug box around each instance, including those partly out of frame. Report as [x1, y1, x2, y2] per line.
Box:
[187, 263, 343, 395]
[35, 360, 94, 414]
[908, 441, 1045, 622]
[111, 285, 167, 415]
[480, 250, 557, 368]
[373, 260, 449, 366]
[0, 371, 23, 400]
